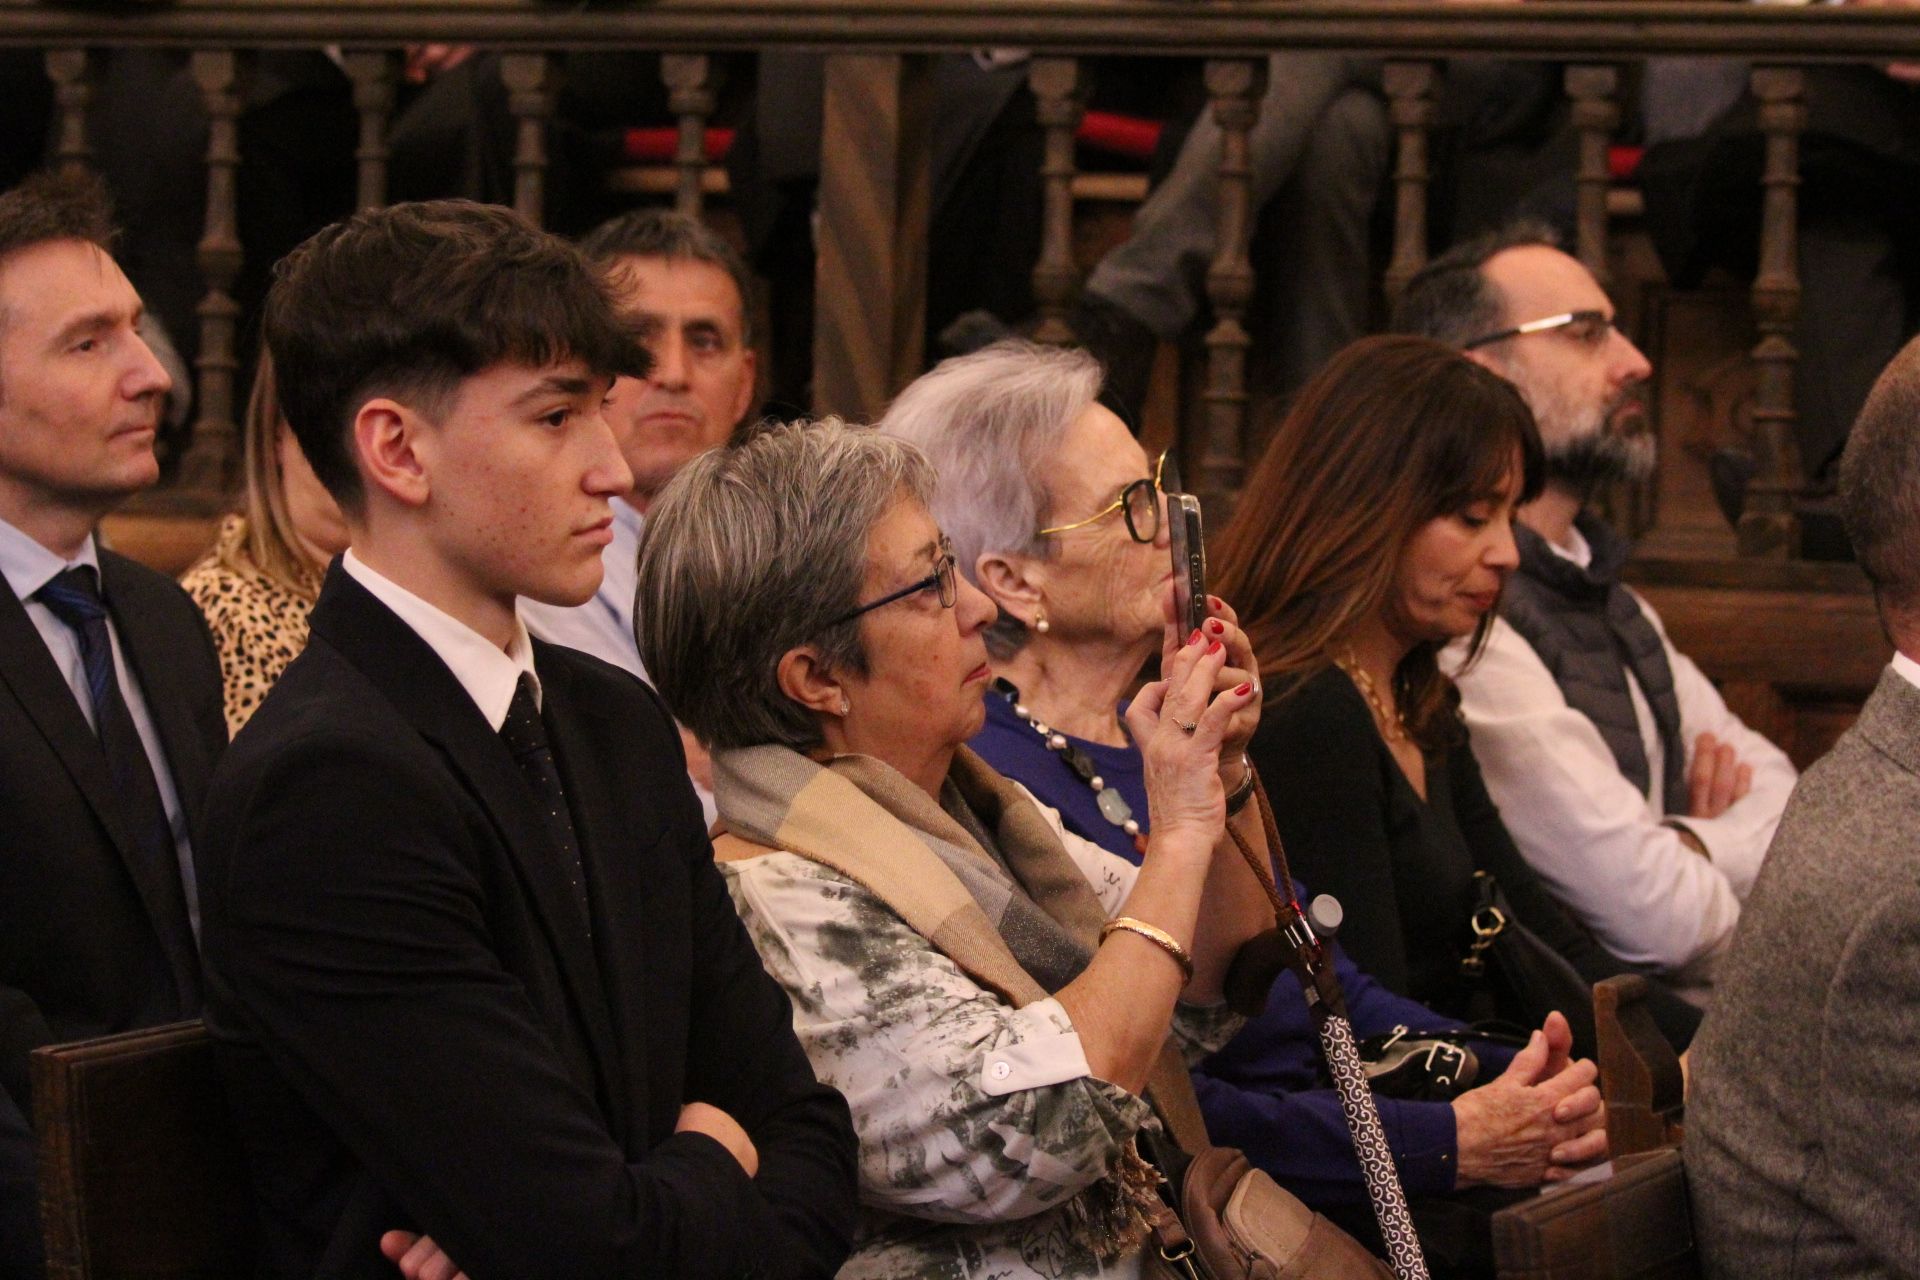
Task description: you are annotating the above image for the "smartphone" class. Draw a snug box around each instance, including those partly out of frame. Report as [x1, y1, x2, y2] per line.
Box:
[1168, 493, 1208, 637]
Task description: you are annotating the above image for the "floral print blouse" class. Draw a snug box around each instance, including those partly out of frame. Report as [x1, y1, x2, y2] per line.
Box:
[720, 794, 1241, 1280]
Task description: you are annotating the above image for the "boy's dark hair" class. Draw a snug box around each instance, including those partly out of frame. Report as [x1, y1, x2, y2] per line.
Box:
[578, 208, 755, 345]
[0, 168, 115, 278]
[1391, 219, 1562, 349]
[264, 200, 650, 512]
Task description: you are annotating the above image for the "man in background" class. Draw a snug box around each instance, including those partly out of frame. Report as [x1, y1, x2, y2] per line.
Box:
[1397, 224, 1796, 996]
[523, 209, 757, 821]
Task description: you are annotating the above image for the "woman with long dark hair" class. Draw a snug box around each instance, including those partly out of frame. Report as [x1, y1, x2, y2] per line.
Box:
[1210, 334, 1699, 1048]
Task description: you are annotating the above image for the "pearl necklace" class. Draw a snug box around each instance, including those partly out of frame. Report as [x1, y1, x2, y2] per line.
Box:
[993, 679, 1146, 855]
[1332, 649, 1409, 744]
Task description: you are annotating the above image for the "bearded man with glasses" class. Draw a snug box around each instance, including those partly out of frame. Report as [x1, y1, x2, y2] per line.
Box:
[1394, 224, 1797, 1003]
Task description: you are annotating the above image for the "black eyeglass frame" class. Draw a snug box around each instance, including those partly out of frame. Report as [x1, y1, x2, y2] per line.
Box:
[1461, 309, 1616, 352]
[821, 538, 959, 630]
[1036, 450, 1172, 545]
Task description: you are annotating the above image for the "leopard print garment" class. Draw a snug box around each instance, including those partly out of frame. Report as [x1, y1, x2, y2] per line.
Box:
[179, 514, 322, 735]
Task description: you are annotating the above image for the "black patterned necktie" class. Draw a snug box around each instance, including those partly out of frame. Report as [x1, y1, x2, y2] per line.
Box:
[499, 673, 593, 936]
[36, 565, 200, 1006]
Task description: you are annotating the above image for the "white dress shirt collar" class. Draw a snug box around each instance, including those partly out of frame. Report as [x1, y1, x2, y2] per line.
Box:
[0, 513, 100, 603]
[341, 548, 539, 730]
[1545, 522, 1595, 571]
[1891, 650, 1920, 693]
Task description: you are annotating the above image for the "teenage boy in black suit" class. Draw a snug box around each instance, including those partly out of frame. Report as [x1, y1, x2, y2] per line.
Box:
[197, 200, 857, 1279]
[0, 170, 226, 1280]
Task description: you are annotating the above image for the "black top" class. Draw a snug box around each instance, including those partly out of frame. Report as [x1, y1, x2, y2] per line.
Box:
[1250, 665, 1700, 1047]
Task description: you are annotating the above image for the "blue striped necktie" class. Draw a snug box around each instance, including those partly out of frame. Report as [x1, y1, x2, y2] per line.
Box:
[36, 565, 200, 1006]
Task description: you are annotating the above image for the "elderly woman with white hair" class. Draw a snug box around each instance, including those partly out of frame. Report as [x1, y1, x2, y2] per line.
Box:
[634, 418, 1285, 1279]
[880, 341, 1611, 1275]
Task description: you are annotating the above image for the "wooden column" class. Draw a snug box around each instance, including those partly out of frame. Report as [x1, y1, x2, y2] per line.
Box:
[812, 53, 934, 422]
[1383, 61, 1437, 306]
[662, 54, 715, 219]
[1196, 57, 1267, 516]
[501, 53, 556, 227]
[176, 49, 244, 505]
[1029, 56, 1087, 346]
[342, 50, 399, 210]
[1565, 64, 1619, 285]
[45, 49, 97, 175]
[1740, 67, 1806, 559]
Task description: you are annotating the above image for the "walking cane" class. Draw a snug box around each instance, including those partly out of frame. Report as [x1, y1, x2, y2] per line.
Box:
[1227, 775, 1431, 1280]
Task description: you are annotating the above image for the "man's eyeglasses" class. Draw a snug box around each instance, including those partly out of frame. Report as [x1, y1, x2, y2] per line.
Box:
[822, 537, 958, 629]
[1462, 309, 1618, 352]
[1037, 450, 1172, 544]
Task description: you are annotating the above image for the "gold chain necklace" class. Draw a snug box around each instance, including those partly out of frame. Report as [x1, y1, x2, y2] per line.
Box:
[1333, 649, 1409, 744]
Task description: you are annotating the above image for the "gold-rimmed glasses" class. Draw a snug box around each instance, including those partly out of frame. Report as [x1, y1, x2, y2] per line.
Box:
[1037, 450, 1171, 544]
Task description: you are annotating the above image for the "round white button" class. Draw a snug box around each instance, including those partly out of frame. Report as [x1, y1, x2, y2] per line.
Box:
[989, 1060, 1012, 1081]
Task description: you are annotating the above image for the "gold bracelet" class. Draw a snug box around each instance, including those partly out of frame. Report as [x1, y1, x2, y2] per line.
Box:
[1100, 915, 1195, 983]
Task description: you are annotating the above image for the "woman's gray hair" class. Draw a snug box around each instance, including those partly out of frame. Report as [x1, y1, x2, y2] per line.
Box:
[877, 339, 1102, 658]
[635, 416, 937, 753]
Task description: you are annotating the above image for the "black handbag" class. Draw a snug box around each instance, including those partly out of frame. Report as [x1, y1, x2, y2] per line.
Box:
[1460, 871, 1597, 1061]
[1355, 1024, 1527, 1102]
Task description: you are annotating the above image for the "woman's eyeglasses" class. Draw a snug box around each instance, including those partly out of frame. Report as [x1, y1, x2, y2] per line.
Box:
[822, 537, 958, 629]
[1462, 309, 1618, 352]
[1037, 451, 1171, 544]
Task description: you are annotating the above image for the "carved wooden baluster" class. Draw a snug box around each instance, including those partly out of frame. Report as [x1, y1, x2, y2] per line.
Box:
[1383, 61, 1437, 306]
[1197, 58, 1267, 515]
[45, 49, 98, 175]
[662, 54, 715, 219]
[502, 53, 556, 227]
[1566, 65, 1619, 285]
[342, 50, 399, 210]
[1028, 56, 1087, 346]
[1741, 67, 1807, 559]
[177, 49, 244, 503]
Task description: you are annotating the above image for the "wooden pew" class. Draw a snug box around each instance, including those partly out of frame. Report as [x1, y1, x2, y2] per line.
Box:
[31, 1021, 255, 1280]
[1491, 976, 1698, 1279]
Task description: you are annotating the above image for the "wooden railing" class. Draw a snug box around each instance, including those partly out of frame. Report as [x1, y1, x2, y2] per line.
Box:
[11, 0, 1920, 558]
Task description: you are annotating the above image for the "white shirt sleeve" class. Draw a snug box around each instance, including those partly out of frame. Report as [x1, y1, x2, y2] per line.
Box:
[1449, 613, 1787, 974]
[1634, 588, 1798, 901]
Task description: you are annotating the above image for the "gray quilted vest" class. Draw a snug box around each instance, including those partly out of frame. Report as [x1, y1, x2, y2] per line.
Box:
[1498, 515, 1687, 814]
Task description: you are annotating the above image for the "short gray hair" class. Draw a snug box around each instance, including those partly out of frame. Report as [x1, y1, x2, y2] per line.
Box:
[635, 417, 937, 752]
[1840, 333, 1920, 637]
[878, 339, 1102, 658]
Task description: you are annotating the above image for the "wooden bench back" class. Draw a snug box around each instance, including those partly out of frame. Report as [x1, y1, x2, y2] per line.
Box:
[31, 1021, 255, 1280]
[1492, 976, 1699, 1279]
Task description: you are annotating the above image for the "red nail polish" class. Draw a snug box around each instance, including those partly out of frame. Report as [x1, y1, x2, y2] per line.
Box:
[1187, 629, 1203, 645]
[1207, 639, 1223, 655]
[1235, 682, 1252, 696]
[1207, 619, 1225, 635]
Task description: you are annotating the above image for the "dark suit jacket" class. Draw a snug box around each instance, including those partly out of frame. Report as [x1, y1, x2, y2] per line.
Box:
[1688, 667, 1920, 1280]
[198, 566, 857, 1280]
[0, 548, 225, 1095]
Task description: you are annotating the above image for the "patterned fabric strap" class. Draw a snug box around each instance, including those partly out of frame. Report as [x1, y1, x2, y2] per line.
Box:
[1319, 1012, 1431, 1280]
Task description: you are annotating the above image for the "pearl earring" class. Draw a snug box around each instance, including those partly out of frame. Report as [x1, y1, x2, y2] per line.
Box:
[839, 694, 851, 716]
[1034, 611, 1050, 634]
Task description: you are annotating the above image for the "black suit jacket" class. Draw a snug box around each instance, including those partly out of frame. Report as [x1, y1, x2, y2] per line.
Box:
[0, 548, 225, 1097]
[198, 566, 857, 1280]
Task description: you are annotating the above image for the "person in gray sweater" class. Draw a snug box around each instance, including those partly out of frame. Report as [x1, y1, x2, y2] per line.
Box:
[1686, 330, 1920, 1279]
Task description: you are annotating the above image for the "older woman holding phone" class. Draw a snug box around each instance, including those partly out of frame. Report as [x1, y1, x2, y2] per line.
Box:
[883, 340, 1612, 1276]
[635, 418, 1282, 1279]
